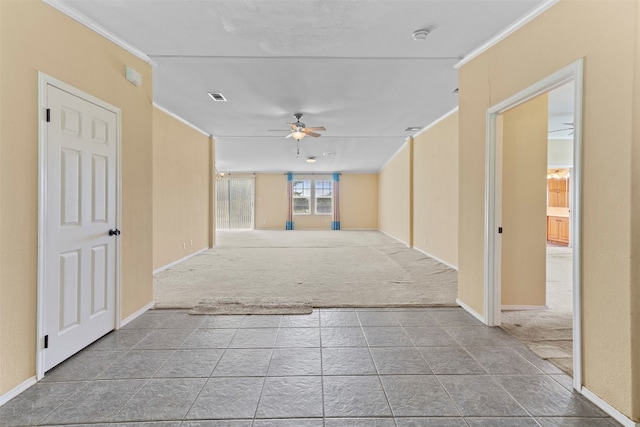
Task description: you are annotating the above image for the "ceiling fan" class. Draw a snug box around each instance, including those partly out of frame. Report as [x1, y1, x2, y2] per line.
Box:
[548, 122, 574, 135]
[283, 113, 326, 141]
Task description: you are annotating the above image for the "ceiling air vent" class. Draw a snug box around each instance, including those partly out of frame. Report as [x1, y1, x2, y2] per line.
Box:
[208, 92, 227, 102]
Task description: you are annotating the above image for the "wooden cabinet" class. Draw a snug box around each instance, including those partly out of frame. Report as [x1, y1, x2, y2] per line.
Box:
[547, 169, 570, 245]
[547, 215, 569, 245]
[547, 176, 569, 207]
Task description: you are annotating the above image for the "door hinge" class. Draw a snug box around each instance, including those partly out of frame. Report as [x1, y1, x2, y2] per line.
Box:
[46, 108, 51, 122]
[498, 227, 503, 234]
[44, 335, 49, 349]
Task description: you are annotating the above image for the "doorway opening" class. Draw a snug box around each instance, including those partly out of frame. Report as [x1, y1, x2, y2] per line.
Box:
[484, 59, 583, 390]
[500, 81, 576, 377]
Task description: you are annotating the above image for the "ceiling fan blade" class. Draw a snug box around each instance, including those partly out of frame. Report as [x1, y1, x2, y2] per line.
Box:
[305, 126, 326, 131]
[303, 130, 321, 137]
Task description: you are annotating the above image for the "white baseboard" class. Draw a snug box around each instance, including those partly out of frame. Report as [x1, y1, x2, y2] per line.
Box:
[341, 228, 378, 231]
[378, 229, 410, 247]
[153, 247, 209, 275]
[413, 246, 459, 270]
[501, 304, 549, 311]
[120, 301, 154, 328]
[581, 386, 638, 427]
[456, 298, 486, 323]
[0, 376, 37, 406]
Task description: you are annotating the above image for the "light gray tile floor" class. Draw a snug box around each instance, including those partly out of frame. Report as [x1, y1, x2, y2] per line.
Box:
[0, 308, 621, 426]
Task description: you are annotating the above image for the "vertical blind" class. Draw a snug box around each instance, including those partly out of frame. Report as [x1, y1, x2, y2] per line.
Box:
[216, 176, 255, 230]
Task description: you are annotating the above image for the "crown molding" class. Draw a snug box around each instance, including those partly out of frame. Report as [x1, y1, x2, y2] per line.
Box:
[455, 0, 559, 69]
[412, 107, 459, 139]
[153, 103, 211, 137]
[43, 0, 156, 66]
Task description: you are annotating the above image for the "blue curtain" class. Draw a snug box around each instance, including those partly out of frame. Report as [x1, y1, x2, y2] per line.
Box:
[332, 173, 340, 230]
[286, 172, 294, 230]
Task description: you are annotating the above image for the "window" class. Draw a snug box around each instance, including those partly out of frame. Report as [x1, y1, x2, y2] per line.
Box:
[293, 180, 311, 214]
[292, 178, 333, 215]
[315, 180, 333, 215]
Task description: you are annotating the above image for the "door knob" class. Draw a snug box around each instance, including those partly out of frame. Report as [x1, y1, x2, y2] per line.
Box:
[109, 229, 121, 236]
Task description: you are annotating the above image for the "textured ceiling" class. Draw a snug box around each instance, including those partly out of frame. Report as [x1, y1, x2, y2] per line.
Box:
[54, 0, 545, 173]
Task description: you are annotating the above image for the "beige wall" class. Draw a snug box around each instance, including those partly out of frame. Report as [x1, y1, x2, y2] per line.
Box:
[255, 174, 288, 229]
[548, 138, 573, 166]
[340, 174, 378, 229]
[294, 214, 332, 229]
[632, 1, 640, 417]
[153, 107, 213, 271]
[458, 0, 638, 419]
[0, 1, 153, 395]
[253, 173, 378, 230]
[378, 142, 411, 245]
[630, 1, 640, 420]
[412, 112, 459, 267]
[500, 95, 548, 306]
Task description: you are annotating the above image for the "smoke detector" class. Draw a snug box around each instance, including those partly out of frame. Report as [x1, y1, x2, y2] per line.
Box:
[412, 29, 430, 41]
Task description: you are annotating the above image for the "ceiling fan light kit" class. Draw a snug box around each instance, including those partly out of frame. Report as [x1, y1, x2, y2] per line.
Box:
[291, 130, 306, 141]
[283, 113, 326, 142]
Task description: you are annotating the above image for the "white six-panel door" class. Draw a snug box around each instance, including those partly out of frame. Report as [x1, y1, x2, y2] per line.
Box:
[44, 84, 117, 371]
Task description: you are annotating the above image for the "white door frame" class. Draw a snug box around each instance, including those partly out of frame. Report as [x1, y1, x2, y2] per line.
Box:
[483, 59, 584, 390]
[36, 72, 122, 379]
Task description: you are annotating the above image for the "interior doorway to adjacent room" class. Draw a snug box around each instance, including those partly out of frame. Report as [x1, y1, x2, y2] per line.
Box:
[501, 82, 576, 377]
[484, 60, 583, 389]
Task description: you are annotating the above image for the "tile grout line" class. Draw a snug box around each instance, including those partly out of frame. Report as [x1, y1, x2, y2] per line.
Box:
[251, 317, 281, 422]
[431, 310, 541, 425]
[181, 314, 241, 423]
[369, 310, 400, 427]
[395, 310, 468, 425]
[318, 309, 327, 427]
[109, 317, 189, 424]
[355, 309, 397, 425]
[113, 313, 202, 424]
[36, 327, 156, 424]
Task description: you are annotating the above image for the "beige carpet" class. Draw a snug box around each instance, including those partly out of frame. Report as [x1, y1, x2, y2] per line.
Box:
[500, 245, 574, 375]
[153, 230, 458, 309]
